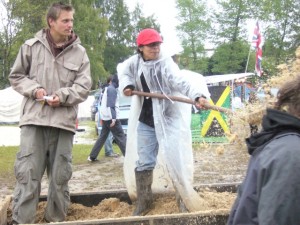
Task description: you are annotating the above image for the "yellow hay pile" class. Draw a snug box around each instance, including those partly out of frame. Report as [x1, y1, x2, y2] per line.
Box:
[268, 47, 300, 88]
[227, 46, 300, 143]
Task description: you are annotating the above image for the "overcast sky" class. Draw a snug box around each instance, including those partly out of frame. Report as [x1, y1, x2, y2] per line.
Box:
[124, 0, 256, 55]
[124, 0, 183, 55]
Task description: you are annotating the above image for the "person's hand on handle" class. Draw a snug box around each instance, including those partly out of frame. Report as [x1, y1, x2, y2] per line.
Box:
[195, 96, 209, 110]
[123, 88, 133, 96]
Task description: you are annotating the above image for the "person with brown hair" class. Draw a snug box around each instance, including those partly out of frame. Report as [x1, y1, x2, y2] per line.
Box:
[227, 75, 300, 225]
[9, 2, 91, 223]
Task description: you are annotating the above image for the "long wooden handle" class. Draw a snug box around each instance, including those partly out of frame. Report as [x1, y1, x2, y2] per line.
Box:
[131, 90, 232, 114]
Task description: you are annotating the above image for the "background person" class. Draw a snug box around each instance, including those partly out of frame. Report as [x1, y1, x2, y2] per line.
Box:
[118, 28, 210, 216]
[227, 75, 300, 225]
[94, 77, 119, 157]
[88, 74, 126, 161]
[100, 77, 119, 157]
[8, 2, 91, 223]
[104, 132, 118, 157]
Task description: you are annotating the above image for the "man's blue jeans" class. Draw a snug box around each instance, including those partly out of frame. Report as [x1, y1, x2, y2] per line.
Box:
[89, 120, 126, 159]
[136, 122, 159, 171]
[104, 132, 113, 155]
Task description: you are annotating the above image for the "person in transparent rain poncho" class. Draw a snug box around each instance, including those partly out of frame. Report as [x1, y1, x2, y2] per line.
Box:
[118, 28, 211, 216]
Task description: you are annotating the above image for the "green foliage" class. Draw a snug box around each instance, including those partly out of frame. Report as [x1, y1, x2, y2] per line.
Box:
[260, 0, 300, 65]
[91, 0, 161, 85]
[213, 0, 251, 43]
[176, 0, 210, 70]
[131, 3, 161, 42]
[1, 0, 299, 89]
[210, 40, 251, 74]
[72, 1, 109, 87]
[0, 0, 48, 87]
[99, 0, 134, 75]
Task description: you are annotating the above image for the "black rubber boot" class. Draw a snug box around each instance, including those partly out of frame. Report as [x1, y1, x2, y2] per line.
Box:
[132, 170, 153, 216]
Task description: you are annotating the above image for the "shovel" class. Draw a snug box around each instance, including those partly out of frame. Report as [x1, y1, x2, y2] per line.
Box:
[131, 91, 266, 125]
[131, 90, 232, 114]
[129, 90, 232, 211]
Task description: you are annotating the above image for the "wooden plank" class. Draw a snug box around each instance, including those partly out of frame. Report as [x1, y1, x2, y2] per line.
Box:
[3, 183, 239, 225]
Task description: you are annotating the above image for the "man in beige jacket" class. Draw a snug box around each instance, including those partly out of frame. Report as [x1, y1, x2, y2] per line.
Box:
[9, 2, 91, 224]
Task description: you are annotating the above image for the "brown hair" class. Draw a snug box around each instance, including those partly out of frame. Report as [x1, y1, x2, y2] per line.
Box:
[274, 75, 300, 118]
[46, 2, 74, 27]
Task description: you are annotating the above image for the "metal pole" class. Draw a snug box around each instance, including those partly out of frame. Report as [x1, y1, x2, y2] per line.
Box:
[245, 44, 252, 73]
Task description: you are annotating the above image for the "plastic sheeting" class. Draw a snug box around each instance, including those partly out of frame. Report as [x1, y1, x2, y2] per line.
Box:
[119, 56, 211, 212]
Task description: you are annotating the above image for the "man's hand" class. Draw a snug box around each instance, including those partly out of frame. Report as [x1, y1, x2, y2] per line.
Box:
[195, 97, 209, 109]
[46, 95, 60, 107]
[110, 119, 116, 127]
[35, 88, 47, 100]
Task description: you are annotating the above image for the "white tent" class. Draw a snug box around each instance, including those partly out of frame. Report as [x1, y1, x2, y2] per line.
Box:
[0, 87, 23, 124]
[204, 72, 254, 84]
[0, 87, 94, 124]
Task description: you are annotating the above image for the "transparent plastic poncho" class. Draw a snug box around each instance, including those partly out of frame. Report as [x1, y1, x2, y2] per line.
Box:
[118, 53, 210, 212]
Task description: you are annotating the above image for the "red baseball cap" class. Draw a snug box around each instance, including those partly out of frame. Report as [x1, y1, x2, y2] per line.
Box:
[136, 28, 163, 46]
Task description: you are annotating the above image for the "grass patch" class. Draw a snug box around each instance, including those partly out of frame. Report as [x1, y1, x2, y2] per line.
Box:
[0, 120, 122, 179]
[77, 119, 98, 140]
[0, 146, 18, 179]
[0, 144, 122, 179]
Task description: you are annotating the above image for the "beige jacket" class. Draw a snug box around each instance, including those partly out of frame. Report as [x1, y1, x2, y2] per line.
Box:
[9, 29, 92, 133]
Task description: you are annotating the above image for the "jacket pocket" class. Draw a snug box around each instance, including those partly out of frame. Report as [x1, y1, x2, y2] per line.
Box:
[58, 61, 79, 87]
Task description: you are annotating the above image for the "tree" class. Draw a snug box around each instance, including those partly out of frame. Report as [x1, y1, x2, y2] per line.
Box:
[0, 0, 33, 88]
[0, 0, 108, 89]
[175, 0, 211, 73]
[209, 0, 253, 75]
[210, 40, 252, 74]
[97, 0, 133, 76]
[130, 3, 161, 41]
[261, 0, 300, 64]
[213, 0, 250, 43]
[72, 0, 108, 88]
[92, 0, 160, 83]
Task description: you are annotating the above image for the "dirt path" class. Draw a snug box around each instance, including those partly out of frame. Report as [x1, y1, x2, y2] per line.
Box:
[0, 142, 248, 199]
[3, 142, 249, 223]
[46, 142, 248, 195]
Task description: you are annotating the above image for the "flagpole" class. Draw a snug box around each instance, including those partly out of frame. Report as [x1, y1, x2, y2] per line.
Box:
[245, 44, 252, 73]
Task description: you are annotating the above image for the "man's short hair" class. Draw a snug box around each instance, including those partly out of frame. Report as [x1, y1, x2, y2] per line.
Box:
[46, 2, 74, 27]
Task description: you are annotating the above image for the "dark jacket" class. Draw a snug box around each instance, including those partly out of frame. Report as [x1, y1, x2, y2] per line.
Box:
[227, 108, 300, 225]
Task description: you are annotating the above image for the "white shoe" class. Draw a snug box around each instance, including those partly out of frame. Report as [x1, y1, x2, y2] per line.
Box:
[87, 156, 98, 162]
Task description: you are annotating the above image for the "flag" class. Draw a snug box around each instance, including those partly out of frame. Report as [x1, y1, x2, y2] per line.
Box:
[252, 21, 263, 76]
